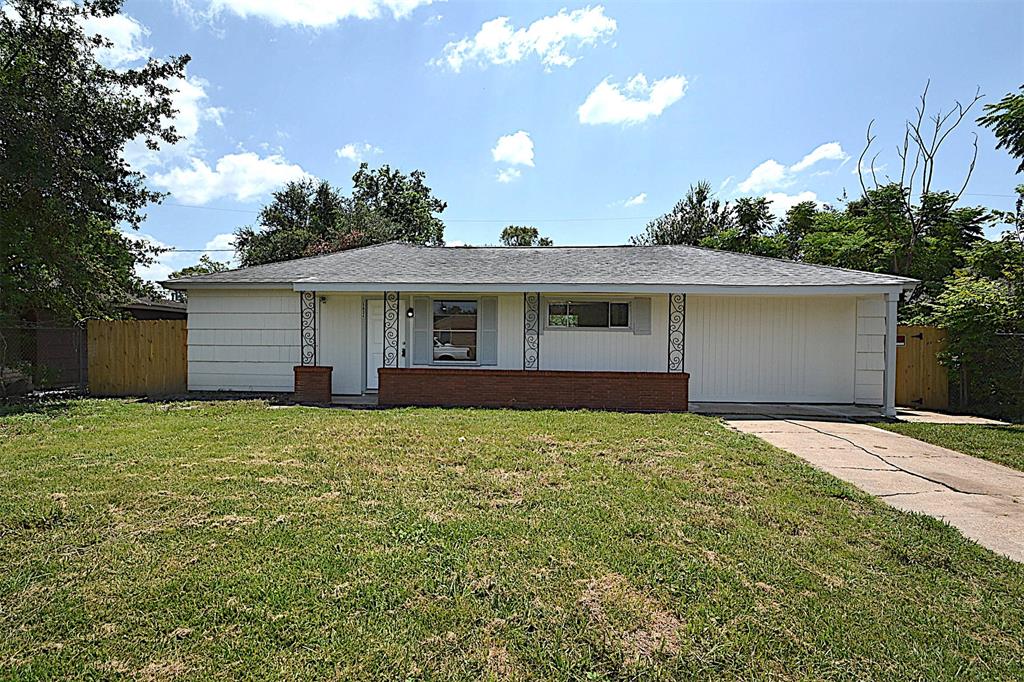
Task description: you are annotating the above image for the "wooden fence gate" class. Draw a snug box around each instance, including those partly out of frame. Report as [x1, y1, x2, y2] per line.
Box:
[895, 325, 949, 410]
[88, 320, 187, 396]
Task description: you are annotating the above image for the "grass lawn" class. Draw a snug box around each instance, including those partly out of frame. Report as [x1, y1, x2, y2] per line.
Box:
[874, 422, 1024, 473]
[2, 400, 1023, 680]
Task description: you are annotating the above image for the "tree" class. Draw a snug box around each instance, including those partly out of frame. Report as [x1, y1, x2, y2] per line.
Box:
[777, 200, 820, 259]
[165, 255, 229, 302]
[978, 85, 1024, 173]
[0, 0, 189, 321]
[168, 255, 230, 280]
[234, 180, 355, 267]
[700, 196, 785, 257]
[500, 226, 553, 247]
[930, 186, 1024, 418]
[631, 181, 733, 246]
[856, 82, 983, 282]
[350, 163, 446, 246]
[234, 165, 447, 267]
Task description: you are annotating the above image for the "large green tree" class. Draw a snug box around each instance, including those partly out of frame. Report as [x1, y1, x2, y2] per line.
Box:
[235, 165, 447, 267]
[979, 85, 1024, 174]
[0, 0, 189, 321]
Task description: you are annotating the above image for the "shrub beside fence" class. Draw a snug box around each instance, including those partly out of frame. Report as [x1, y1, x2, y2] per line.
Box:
[949, 332, 1024, 422]
[87, 320, 187, 396]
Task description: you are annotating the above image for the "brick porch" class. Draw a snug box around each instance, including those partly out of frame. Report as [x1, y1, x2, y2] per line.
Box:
[377, 368, 689, 412]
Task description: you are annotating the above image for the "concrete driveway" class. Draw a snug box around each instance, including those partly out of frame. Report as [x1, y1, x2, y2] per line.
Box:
[721, 415, 1024, 562]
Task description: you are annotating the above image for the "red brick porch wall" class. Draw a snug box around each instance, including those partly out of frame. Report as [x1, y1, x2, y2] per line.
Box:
[378, 368, 688, 412]
[293, 365, 332, 404]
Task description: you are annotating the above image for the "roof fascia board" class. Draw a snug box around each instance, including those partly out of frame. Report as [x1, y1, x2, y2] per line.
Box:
[291, 282, 910, 296]
[160, 281, 291, 291]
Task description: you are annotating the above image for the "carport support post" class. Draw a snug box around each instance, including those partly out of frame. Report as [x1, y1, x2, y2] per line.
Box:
[883, 291, 898, 418]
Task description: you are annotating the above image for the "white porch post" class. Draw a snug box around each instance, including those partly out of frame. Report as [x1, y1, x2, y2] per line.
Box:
[883, 291, 899, 417]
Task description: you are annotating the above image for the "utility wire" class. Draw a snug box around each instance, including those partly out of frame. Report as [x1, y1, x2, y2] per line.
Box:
[164, 191, 1020, 220]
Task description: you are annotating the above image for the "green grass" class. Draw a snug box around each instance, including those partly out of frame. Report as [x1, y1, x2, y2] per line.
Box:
[874, 421, 1024, 473]
[1, 400, 1023, 680]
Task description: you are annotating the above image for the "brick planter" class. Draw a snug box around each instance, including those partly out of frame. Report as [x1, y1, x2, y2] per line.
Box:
[293, 366, 332, 404]
[378, 368, 688, 412]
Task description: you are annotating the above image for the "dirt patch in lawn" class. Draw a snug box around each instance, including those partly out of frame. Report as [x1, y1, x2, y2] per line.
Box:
[578, 573, 685, 663]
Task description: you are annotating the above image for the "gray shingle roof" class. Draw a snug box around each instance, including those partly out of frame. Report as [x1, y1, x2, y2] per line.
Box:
[162, 241, 917, 289]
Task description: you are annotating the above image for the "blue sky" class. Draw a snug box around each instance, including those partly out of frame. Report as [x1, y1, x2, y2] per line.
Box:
[89, 0, 1023, 279]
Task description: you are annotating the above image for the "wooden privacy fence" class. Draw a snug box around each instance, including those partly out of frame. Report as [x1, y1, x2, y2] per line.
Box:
[895, 325, 949, 410]
[88, 320, 187, 396]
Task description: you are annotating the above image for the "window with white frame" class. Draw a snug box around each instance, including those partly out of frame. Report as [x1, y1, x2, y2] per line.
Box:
[547, 300, 630, 329]
[432, 300, 477, 361]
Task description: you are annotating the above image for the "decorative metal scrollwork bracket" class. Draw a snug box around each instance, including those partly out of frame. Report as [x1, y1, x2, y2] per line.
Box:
[523, 292, 540, 370]
[383, 291, 400, 368]
[668, 293, 686, 373]
[300, 290, 317, 366]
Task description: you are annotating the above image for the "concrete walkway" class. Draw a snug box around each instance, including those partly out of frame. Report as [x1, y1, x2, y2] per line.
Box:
[726, 416, 1024, 562]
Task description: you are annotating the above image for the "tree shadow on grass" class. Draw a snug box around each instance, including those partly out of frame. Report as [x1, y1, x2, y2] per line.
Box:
[0, 391, 78, 418]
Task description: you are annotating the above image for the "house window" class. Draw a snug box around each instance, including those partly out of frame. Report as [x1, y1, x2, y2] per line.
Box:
[547, 301, 630, 329]
[432, 300, 477, 361]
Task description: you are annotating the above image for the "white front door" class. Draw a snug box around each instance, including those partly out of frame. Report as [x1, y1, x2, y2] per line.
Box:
[366, 299, 385, 390]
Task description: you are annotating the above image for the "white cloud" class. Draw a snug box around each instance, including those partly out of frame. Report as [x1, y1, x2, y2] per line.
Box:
[789, 142, 849, 173]
[336, 142, 382, 163]
[124, 231, 239, 282]
[445, 240, 467, 247]
[151, 152, 310, 204]
[764, 191, 820, 218]
[623, 192, 647, 207]
[737, 142, 850, 194]
[852, 158, 888, 177]
[495, 168, 521, 183]
[80, 12, 152, 68]
[435, 6, 616, 72]
[577, 73, 687, 126]
[203, 233, 238, 266]
[491, 131, 534, 167]
[188, 0, 436, 27]
[122, 73, 226, 171]
[736, 159, 789, 193]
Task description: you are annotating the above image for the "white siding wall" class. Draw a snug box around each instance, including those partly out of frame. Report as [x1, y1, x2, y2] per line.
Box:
[538, 295, 668, 372]
[188, 289, 872, 404]
[187, 289, 299, 392]
[854, 295, 886, 405]
[684, 295, 857, 403]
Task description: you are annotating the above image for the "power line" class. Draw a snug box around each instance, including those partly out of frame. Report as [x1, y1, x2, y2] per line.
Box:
[164, 201, 655, 223]
[162, 248, 236, 252]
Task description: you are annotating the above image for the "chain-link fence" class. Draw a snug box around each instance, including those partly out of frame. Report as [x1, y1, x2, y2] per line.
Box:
[950, 332, 1024, 422]
[0, 323, 87, 399]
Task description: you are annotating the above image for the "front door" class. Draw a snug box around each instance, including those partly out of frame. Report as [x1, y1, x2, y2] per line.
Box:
[366, 299, 385, 390]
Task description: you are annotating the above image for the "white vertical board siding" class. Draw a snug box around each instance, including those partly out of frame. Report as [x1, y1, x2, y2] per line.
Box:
[855, 295, 886, 405]
[318, 294, 364, 395]
[539, 295, 668, 372]
[685, 295, 857, 403]
[187, 289, 299, 392]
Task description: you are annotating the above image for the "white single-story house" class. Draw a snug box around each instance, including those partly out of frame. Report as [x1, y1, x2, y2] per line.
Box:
[162, 241, 917, 415]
